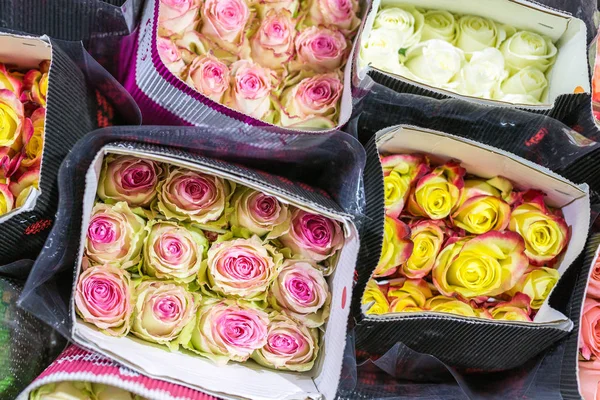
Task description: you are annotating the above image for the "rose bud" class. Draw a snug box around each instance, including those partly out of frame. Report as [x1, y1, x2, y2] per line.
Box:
[85, 202, 147, 269]
[158, 36, 186, 76]
[307, 0, 360, 34]
[295, 27, 348, 72]
[91, 384, 137, 400]
[204, 236, 280, 299]
[580, 298, 600, 361]
[374, 217, 413, 278]
[159, 0, 201, 35]
[509, 190, 569, 266]
[579, 361, 600, 400]
[20, 107, 45, 168]
[143, 220, 207, 283]
[251, 9, 296, 70]
[402, 220, 444, 279]
[189, 299, 269, 363]
[31, 382, 91, 400]
[452, 195, 511, 235]
[279, 208, 344, 262]
[587, 257, 600, 300]
[253, 313, 319, 372]
[270, 260, 330, 328]
[230, 186, 290, 238]
[157, 166, 230, 226]
[381, 153, 430, 218]
[388, 279, 432, 313]
[507, 266, 560, 309]
[9, 167, 39, 208]
[255, 0, 299, 19]
[0, 89, 24, 148]
[98, 155, 163, 207]
[425, 296, 480, 318]
[362, 279, 390, 315]
[0, 182, 14, 215]
[407, 160, 466, 220]
[186, 54, 230, 103]
[432, 231, 529, 299]
[132, 280, 199, 348]
[226, 60, 275, 120]
[75, 265, 133, 336]
[21, 68, 48, 107]
[279, 72, 343, 129]
[201, 0, 250, 44]
[489, 293, 532, 322]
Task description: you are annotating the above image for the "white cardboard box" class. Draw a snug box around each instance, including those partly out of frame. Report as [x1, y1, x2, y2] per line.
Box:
[71, 145, 360, 400]
[364, 125, 590, 330]
[357, 0, 590, 109]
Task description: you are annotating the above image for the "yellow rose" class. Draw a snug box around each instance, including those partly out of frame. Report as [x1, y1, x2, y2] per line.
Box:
[362, 279, 389, 315]
[425, 295, 481, 318]
[432, 231, 529, 299]
[374, 217, 413, 278]
[508, 266, 559, 309]
[458, 176, 513, 207]
[489, 293, 532, 321]
[402, 220, 445, 278]
[452, 196, 511, 235]
[381, 153, 429, 218]
[0, 63, 22, 94]
[0, 183, 14, 215]
[407, 160, 466, 220]
[9, 168, 39, 209]
[0, 89, 24, 148]
[21, 108, 45, 167]
[388, 279, 432, 313]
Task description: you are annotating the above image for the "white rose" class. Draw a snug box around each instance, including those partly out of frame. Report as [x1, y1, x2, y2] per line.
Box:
[456, 15, 505, 58]
[421, 10, 457, 43]
[404, 39, 465, 87]
[360, 28, 402, 72]
[373, 6, 423, 50]
[500, 30, 557, 74]
[456, 48, 507, 98]
[496, 66, 549, 104]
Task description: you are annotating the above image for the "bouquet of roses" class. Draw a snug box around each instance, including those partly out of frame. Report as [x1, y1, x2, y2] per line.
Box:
[0, 61, 48, 217]
[156, 0, 360, 129]
[362, 153, 569, 321]
[74, 154, 345, 372]
[360, 5, 557, 105]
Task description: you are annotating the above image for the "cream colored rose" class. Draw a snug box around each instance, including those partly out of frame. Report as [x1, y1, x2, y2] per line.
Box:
[404, 40, 465, 88]
[373, 6, 424, 51]
[500, 31, 557, 74]
[456, 48, 507, 99]
[496, 66, 549, 104]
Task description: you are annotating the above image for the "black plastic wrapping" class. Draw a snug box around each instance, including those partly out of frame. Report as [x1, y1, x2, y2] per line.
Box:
[19, 125, 366, 338]
[0, 32, 141, 269]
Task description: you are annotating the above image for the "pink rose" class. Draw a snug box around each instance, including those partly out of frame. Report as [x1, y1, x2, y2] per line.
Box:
[98, 155, 163, 207]
[279, 73, 343, 129]
[227, 60, 275, 120]
[159, 0, 201, 35]
[251, 9, 296, 70]
[190, 300, 269, 363]
[307, 0, 360, 34]
[158, 37, 186, 75]
[201, 0, 250, 44]
[205, 236, 279, 299]
[231, 186, 290, 238]
[255, 0, 299, 18]
[75, 265, 133, 336]
[186, 54, 230, 103]
[295, 27, 348, 71]
[588, 258, 600, 300]
[279, 208, 344, 262]
[580, 360, 600, 400]
[0, 182, 14, 215]
[270, 260, 330, 327]
[581, 298, 600, 361]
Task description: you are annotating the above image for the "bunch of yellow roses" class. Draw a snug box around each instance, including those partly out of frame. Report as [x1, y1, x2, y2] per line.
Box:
[362, 153, 569, 321]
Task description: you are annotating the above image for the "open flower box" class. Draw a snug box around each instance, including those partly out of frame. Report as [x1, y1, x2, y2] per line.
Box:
[125, 0, 362, 132]
[353, 124, 590, 371]
[356, 0, 590, 110]
[69, 143, 359, 400]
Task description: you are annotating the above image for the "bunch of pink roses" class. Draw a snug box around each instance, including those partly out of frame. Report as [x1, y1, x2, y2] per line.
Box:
[156, 0, 360, 129]
[75, 154, 345, 371]
[0, 61, 49, 217]
[578, 255, 600, 399]
[363, 153, 569, 321]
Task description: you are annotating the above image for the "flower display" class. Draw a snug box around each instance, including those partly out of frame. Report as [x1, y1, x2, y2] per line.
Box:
[157, 0, 360, 128]
[361, 5, 558, 105]
[75, 153, 345, 371]
[363, 153, 570, 322]
[0, 61, 48, 217]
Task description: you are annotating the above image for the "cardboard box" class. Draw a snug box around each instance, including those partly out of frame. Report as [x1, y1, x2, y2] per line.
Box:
[70, 145, 359, 400]
[357, 0, 590, 109]
[354, 125, 591, 370]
